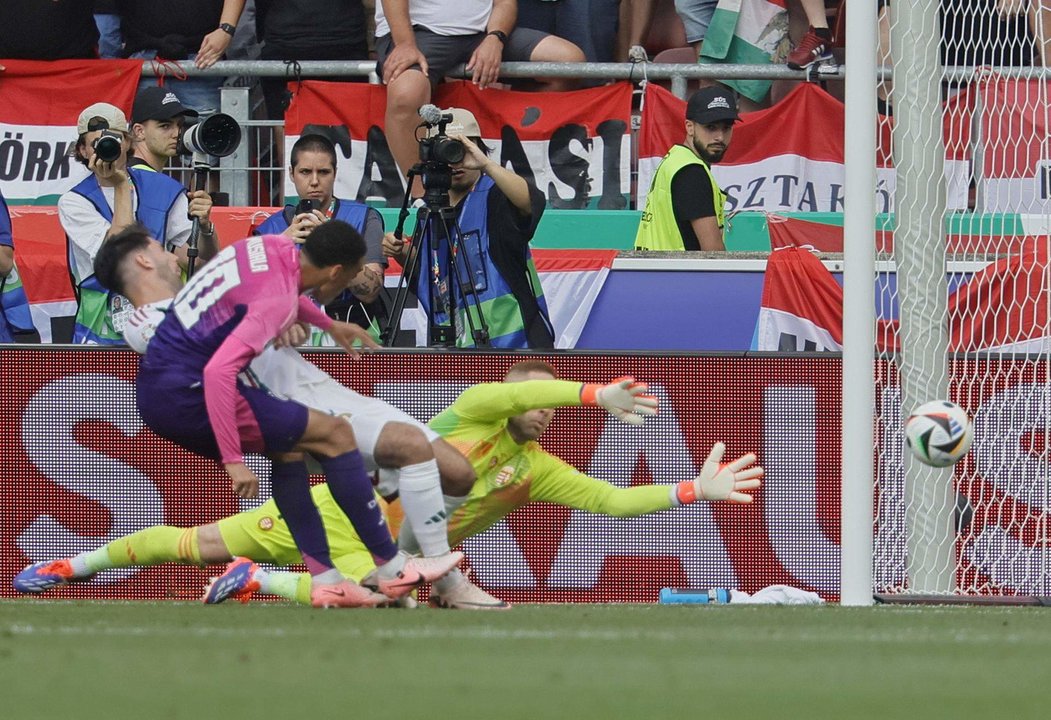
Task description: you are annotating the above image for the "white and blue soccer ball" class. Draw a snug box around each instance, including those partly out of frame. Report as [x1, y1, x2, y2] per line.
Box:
[904, 400, 974, 468]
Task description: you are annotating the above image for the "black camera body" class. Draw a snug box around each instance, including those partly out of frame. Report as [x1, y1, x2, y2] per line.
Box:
[92, 130, 124, 163]
[419, 133, 465, 165]
[294, 198, 315, 215]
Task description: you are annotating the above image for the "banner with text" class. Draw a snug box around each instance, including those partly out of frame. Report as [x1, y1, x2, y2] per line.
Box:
[0, 60, 142, 204]
[637, 83, 970, 214]
[284, 80, 633, 210]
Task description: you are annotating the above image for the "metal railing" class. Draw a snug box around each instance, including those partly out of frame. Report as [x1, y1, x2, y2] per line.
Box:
[146, 58, 857, 206]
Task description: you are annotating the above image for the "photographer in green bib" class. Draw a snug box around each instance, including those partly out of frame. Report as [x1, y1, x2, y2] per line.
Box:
[635, 86, 739, 252]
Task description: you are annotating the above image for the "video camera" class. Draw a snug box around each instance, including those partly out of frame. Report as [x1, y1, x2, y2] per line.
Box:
[177, 112, 242, 162]
[416, 104, 465, 166]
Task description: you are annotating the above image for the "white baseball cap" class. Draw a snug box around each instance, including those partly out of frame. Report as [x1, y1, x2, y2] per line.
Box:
[77, 102, 129, 134]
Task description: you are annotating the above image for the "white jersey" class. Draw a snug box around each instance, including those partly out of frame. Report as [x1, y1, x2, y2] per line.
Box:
[124, 301, 438, 470]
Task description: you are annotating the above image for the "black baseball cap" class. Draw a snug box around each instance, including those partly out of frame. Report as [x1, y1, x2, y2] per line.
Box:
[131, 86, 199, 124]
[685, 86, 740, 124]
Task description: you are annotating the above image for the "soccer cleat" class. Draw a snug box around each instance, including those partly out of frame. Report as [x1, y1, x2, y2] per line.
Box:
[12, 559, 77, 594]
[361, 550, 464, 600]
[786, 28, 834, 70]
[429, 575, 511, 611]
[201, 557, 260, 605]
[310, 580, 388, 608]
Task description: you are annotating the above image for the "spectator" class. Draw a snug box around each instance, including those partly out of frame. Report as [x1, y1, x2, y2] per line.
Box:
[0, 1, 98, 59]
[634, 86, 738, 252]
[254, 0, 371, 120]
[129, 86, 199, 172]
[253, 134, 388, 337]
[376, 0, 585, 191]
[116, 0, 246, 113]
[383, 108, 555, 348]
[785, 0, 833, 70]
[95, 0, 123, 59]
[674, 0, 718, 58]
[0, 190, 33, 343]
[58, 102, 218, 344]
[619, 0, 657, 61]
[517, 0, 619, 63]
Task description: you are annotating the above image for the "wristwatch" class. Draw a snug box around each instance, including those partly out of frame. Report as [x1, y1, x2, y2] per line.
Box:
[486, 30, 508, 45]
[219, 22, 236, 36]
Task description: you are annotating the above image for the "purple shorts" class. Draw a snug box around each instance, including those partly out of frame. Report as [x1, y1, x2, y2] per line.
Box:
[136, 369, 309, 462]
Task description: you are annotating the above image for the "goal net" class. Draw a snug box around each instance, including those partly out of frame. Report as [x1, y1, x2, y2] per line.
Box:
[870, 0, 1051, 598]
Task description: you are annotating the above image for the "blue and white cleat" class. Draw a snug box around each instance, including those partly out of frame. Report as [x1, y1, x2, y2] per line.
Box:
[201, 557, 260, 605]
[13, 559, 77, 594]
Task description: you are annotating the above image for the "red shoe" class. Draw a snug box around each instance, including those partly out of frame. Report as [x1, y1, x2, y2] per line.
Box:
[787, 28, 833, 70]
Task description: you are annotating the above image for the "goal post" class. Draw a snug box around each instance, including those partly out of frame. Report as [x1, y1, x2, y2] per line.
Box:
[858, 0, 1051, 600]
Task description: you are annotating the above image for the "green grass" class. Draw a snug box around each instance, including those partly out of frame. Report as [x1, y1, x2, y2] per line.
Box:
[2, 601, 1049, 720]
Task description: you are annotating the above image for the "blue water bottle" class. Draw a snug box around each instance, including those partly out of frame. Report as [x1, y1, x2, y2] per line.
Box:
[659, 588, 732, 604]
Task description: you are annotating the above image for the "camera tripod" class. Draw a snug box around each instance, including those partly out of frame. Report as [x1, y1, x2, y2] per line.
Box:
[381, 163, 491, 348]
[184, 158, 211, 279]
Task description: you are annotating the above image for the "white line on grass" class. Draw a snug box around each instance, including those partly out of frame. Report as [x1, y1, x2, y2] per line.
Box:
[3, 622, 1042, 646]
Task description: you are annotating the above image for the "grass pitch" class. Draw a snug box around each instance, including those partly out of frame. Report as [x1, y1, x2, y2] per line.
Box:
[2, 600, 1048, 720]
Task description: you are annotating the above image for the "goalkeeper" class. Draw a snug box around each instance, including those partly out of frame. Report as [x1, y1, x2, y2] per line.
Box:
[14, 361, 761, 609]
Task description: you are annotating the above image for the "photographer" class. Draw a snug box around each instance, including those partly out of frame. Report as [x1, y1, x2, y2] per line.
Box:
[253, 134, 387, 337]
[129, 86, 199, 173]
[58, 103, 218, 344]
[384, 108, 554, 349]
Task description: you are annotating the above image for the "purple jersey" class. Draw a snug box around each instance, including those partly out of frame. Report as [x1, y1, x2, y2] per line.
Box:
[142, 234, 332, 464]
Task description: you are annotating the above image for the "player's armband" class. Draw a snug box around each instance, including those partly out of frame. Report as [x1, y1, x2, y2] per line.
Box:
[123, 305, 168, 353]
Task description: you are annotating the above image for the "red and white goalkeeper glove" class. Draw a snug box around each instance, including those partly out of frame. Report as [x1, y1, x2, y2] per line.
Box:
[580, 377, 659, 425]
[675, 442, 763, 504]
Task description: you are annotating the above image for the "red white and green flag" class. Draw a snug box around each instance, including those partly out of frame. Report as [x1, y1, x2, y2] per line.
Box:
[0, 60, 141, 204]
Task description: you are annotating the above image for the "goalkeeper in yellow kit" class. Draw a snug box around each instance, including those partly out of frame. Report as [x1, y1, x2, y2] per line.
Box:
[13, 360, 762, 609]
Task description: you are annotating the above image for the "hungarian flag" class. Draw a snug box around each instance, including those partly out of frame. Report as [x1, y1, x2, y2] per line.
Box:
[757, 243, 1051, 354]
[975, 76, 1051, 213]
[0, 60, 141, 204]
[285, 80, 632, 210]
[637, 83, 971, 214]
[700, 0, 789, 103]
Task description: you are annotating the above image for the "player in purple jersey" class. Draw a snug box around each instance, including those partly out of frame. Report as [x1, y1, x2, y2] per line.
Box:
[93, 223, 462, 607]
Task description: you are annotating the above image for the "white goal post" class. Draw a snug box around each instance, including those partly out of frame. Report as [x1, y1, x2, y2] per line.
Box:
[844, 0, 1051, 602]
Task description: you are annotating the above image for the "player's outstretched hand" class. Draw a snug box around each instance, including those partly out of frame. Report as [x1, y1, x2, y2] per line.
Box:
[225, 462, 260, 499]
[694, 442, 763, 503]
[328, 320, 380, 357]
[582, 377, 659, 425]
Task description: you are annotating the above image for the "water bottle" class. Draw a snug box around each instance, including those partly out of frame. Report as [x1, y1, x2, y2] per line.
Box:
[658, 587, 732, 604]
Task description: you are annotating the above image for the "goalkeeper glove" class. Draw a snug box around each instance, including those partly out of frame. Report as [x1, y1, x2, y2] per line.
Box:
[580, 377, 659, 425]
[675, 442, 763, 504]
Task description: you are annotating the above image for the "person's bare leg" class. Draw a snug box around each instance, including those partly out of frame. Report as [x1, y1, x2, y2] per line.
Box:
[385, 69, 432, 196]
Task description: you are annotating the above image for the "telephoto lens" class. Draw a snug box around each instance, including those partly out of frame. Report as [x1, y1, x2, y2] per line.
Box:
[92, 130, 124, 163]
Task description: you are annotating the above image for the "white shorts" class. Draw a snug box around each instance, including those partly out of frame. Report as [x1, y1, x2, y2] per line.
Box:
[245, 347, 439, 472]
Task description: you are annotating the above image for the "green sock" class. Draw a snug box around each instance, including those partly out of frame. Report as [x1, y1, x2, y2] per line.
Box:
[256, 570, 311, 605]
[81, 526, 201, 574]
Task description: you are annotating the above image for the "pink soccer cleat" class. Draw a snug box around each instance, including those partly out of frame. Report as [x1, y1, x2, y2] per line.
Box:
[310, 580, 388, 608]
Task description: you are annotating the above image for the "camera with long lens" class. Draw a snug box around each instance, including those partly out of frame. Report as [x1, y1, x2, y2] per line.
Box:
[177, 112, 242, 159]
[92, 130, 124, 163]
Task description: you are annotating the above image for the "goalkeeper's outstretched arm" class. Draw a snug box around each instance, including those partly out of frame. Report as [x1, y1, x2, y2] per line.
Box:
[529, 442, 763, 517]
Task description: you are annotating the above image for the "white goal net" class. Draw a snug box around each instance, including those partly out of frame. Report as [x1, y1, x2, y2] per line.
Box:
[870, 0, 1051, 598]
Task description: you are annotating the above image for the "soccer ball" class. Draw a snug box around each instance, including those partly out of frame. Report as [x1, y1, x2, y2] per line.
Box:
[904, 400, 974, 467]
